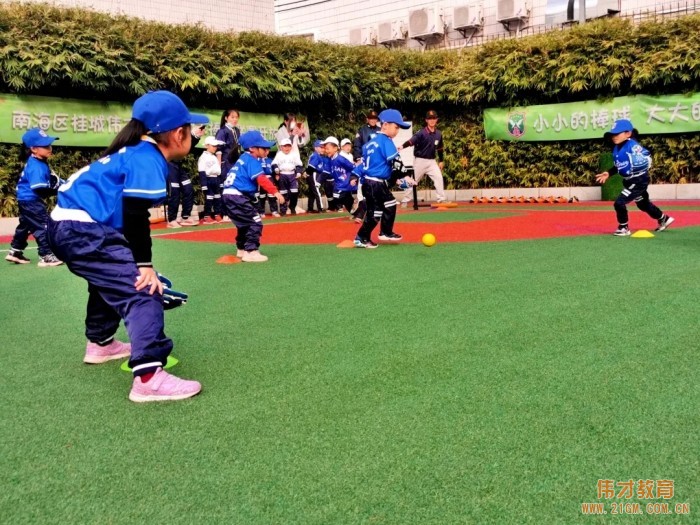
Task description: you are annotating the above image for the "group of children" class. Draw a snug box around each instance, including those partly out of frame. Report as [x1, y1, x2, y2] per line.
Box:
[3, 89, 676, 404]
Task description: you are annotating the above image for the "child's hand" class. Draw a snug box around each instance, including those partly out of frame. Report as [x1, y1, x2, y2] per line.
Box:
[595, 172, 609, 184]
[135, 267, 164, 295]
[274, 192, 285, 204]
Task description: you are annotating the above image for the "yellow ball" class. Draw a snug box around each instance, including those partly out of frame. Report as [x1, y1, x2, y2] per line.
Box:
[422, 233, 436, 247]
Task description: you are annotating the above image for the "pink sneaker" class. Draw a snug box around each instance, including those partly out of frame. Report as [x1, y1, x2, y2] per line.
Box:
[129, 368, 202, 403]
[84, 339, 131, 364]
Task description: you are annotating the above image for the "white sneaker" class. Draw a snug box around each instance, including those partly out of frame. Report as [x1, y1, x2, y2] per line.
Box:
[167, 220, 182, 229]
[613, 227, 631, 237]
[236, 249, 245, 258]
[179, 217, 199, 226]
[272, 212, 281, 218]
[242, 250, 268, 262]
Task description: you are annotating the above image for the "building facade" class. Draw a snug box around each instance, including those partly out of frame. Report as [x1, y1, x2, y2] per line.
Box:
[11, 0, 275, 32]
[275, 0, 699, 49]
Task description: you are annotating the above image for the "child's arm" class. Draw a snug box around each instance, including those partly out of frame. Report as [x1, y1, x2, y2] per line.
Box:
[123, 197, 162, 294]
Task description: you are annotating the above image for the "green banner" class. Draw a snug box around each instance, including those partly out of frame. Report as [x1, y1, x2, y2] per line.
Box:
[484, 93, 700, 141]
[0, 93, 288, 147]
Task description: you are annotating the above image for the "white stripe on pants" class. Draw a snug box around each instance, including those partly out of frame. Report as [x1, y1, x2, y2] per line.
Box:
[401, 157, 445, 203]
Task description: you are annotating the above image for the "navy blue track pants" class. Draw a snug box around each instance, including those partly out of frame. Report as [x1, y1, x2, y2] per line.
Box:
[47, 219, 173, 375]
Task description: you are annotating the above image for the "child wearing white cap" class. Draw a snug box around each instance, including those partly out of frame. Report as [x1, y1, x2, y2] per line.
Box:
[340, 138, 354, 162]
[198, 136, 226, 224]
[271, 138, 304, 215]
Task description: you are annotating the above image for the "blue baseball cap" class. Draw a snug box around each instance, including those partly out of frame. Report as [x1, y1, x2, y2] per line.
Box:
[609, 119, 634, 134]
[132, 90, 209, 133]
[22, 128, 58, 147]
[379, 109, 411, 129]
[313, 139, 323, 148]
[239, 130, 275, 150]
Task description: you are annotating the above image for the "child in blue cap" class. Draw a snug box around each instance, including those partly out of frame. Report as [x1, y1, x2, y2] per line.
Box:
[304, 139, 326, 213]
[222, 130, 284, 262]
[595, 119, 674, 236]
[47, 90, 208, 402]
[354, 109, 411, 248]
[5, 128, 64, 266]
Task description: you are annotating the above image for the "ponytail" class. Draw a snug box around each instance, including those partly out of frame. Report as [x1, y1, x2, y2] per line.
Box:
[102, 119, 148, 157]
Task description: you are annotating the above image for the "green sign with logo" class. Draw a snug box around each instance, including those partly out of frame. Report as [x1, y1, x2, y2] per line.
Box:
[484, 93, 700, 141]
[0, 93, 287, 147]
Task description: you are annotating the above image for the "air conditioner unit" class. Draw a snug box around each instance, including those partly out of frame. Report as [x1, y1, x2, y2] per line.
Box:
[453, 5, 483, 30]
[348, 27, 363, 45]
[348, 26, 375, 46]
[377, 20, 405, 44]
[408, 7, 443, 39]
[497, 0, 528, 22]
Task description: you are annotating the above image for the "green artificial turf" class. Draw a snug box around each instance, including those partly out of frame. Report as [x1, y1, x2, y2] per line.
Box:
[1, 230, 698, 524]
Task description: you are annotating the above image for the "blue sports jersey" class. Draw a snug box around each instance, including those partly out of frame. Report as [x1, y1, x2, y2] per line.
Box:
[260, 155, 272, 176]
[16, 156, 52, 202]
[329, 154, 356, 192]
[320, 156, 332, 183]
[613, 138, 652, 178]
[57, 139, 168, 230]
[360, 133, 399, 180]
[307, 152, 324, 174]
[223, 152, 265, 195]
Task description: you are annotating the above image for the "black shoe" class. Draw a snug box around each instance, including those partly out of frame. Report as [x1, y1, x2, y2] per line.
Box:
[5, 249, 30, 264]
[378, 232, 402, 242]
[655, 215, 675, 232]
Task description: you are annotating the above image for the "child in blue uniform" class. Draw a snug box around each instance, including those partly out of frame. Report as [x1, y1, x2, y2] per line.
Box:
[5, 128, 64, 267]
[222, 130, 284, 262]
[47, 90, 208, 403]
[324, 136, 358, 214]
[305, 139, 326, 213]
[354, 109, 411, 248]
[595, 119, 674, 236]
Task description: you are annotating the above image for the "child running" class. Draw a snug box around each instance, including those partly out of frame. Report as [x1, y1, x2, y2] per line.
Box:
[354, 109, 411, 248]
[47, 90, 207, 402]
[595, 119, 674, 236]
[5, 128, 64, 267]
[222, 130, 284, 262]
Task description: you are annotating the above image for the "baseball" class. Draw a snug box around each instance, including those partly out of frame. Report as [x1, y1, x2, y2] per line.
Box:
[422, 233, 436, 247]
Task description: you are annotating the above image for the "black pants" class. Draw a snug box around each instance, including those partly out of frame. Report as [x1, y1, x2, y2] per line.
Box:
[614, 176, 663, 226]
[356, 180, 397, 240]
[334, 190, 354, 213]
[323, 179, 336, 211]
[167, 163, 194, 221]
[306, 173, 323, 212]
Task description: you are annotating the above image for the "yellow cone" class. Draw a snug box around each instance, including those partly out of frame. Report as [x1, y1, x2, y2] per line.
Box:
[631, 229, 655, 238]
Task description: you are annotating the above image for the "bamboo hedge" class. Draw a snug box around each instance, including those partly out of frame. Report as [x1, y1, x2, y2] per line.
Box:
[0, 2, 699, 216]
